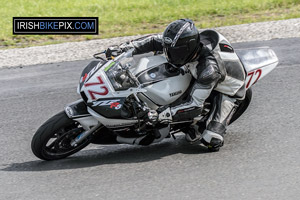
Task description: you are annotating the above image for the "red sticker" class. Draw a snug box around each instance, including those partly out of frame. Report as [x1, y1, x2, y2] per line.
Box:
[110, 102, 120, 108]
[82, 73, 88, 82]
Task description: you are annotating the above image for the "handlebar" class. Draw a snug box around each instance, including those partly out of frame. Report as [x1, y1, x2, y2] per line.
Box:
[94, 48, 134, 62]
[123, 48, 134, 58]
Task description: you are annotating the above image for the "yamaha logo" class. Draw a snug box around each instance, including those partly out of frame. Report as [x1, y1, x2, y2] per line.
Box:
[163, 37, 173, 45]
[169, 90, 182, 97]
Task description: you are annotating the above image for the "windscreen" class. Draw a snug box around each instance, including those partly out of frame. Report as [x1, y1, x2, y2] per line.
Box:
[105, 57, 137, 91]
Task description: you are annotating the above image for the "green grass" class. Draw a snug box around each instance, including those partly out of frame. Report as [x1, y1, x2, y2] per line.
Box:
[1, 0, 300, 49]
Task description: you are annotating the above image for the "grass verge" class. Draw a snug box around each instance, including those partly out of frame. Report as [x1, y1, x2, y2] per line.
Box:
[1, 0, 300, 49]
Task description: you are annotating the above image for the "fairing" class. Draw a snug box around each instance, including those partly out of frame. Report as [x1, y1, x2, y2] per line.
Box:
[86, 97, 127, 119]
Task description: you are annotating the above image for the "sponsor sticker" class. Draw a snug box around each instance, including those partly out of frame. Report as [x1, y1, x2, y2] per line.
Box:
[163, 37, 173, 44]
[104, 62, 115, 72]
[92, 99, 121, 107]
[219, 43, 234, 53]
[110, 102, 122, 110]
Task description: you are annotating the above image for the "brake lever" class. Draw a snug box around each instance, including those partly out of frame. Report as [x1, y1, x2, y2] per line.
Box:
[93, 51, 107, 61]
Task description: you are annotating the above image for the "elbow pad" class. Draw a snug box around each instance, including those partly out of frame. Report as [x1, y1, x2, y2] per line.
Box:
[198, 64, 221, 86]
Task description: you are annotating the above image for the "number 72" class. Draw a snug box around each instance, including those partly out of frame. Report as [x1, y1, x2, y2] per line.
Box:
[246, 69, 262, 88]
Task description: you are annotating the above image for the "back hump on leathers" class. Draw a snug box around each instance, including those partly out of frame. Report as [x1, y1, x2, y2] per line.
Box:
[200, 30, 246, 99]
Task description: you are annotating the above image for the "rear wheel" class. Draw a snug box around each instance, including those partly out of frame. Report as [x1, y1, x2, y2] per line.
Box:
[31, 111, 91, 161]
[229, 88, 252, 125]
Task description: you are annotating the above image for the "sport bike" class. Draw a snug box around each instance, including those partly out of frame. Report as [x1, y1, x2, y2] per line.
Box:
[31, 31, 279, 160]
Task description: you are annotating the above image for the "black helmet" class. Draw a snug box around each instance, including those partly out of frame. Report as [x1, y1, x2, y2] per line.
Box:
[162, 19, 200, 67]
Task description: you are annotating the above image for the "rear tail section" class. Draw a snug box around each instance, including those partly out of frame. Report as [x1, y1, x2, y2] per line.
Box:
[236, 47, 279, 89]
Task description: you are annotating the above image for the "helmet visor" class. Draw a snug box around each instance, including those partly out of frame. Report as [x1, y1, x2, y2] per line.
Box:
[163, 45, 190, 67]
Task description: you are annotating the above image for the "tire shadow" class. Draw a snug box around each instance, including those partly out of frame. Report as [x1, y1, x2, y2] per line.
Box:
[1, 136, 212, 172]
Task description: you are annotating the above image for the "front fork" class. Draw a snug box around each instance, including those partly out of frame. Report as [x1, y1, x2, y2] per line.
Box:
[70, 123, 102, 147]
[64, 99, 100, 146]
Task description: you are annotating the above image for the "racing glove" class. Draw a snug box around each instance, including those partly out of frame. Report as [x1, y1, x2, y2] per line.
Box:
[105, 42, 134, 60]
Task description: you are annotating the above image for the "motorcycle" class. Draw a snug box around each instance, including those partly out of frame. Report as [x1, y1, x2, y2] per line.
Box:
[31, 30, 279, 160]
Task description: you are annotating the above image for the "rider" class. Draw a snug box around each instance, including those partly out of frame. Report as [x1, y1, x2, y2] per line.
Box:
[106, 19, 246, 151]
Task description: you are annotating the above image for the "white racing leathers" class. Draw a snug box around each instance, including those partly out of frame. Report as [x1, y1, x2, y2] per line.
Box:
[171, 30, 246, 145]
[128, 30, 246, 146]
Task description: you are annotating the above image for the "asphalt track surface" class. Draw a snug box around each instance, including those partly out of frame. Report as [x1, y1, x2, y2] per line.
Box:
[0, 38, 299, 200]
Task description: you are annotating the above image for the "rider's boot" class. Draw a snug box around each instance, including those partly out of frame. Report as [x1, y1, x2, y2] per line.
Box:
[201, 122, 225, 151]
[201, 130, 224, 151]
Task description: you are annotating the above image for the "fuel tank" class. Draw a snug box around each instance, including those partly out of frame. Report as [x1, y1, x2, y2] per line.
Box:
[131, 55, 192, 106]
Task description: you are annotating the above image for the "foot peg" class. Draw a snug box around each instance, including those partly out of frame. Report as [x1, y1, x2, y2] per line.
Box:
[184, 126, 201, 143]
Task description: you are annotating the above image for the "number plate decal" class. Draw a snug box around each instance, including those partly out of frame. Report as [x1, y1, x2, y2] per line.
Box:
[84, 76, 109, 100]
[246, 69, 262, 88]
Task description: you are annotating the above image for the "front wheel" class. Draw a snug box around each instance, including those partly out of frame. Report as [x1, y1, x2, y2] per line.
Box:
[31, 111, 91, 161]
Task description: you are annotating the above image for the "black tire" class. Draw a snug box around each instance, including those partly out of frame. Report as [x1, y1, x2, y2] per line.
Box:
[229, 88, 252, 125]
[31, 111, 91, 161]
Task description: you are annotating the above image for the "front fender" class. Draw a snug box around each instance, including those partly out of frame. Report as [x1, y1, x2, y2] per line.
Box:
[64, 99, 91, 119]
